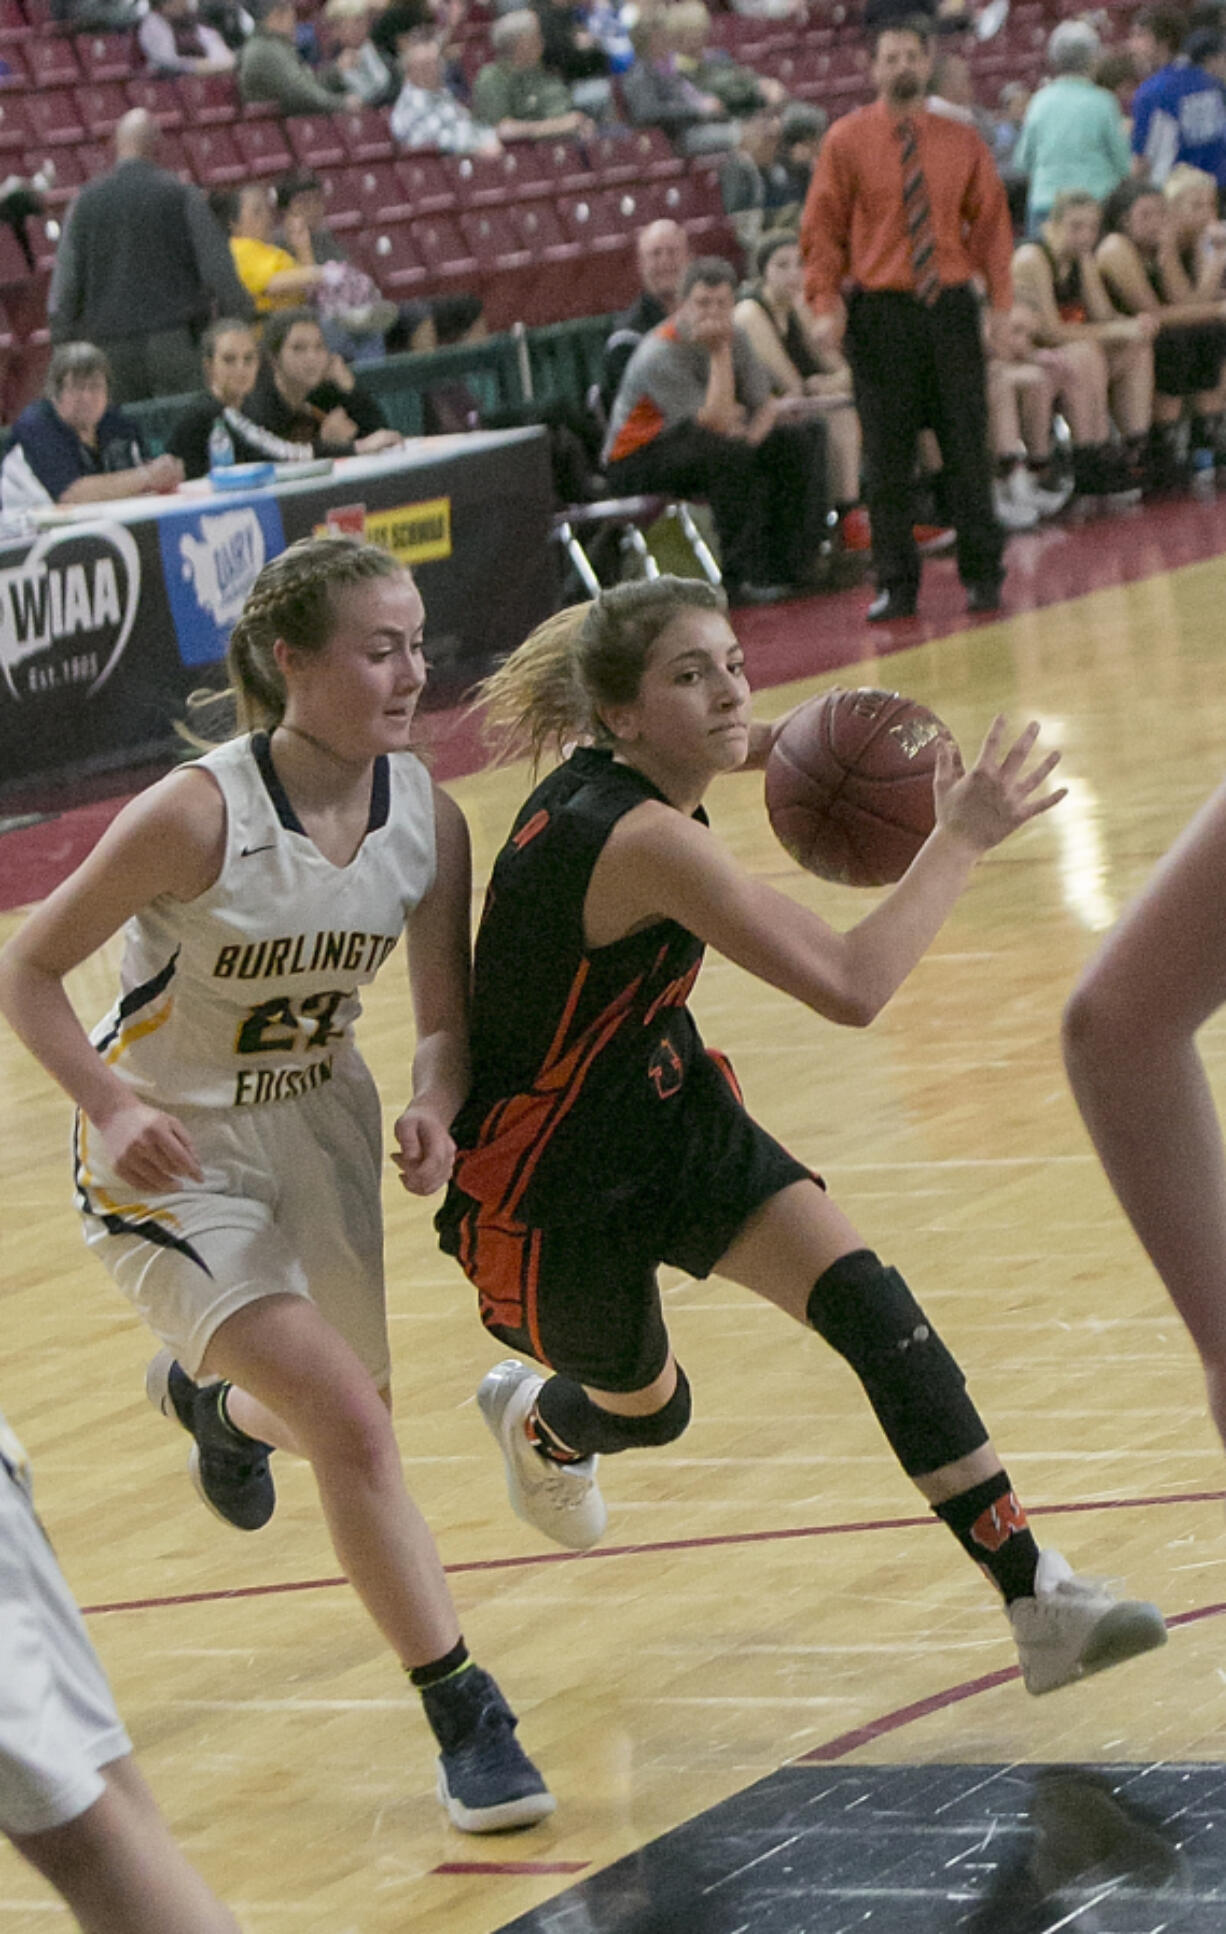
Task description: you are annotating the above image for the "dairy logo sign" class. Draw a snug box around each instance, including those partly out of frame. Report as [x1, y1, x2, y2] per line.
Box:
[0, 523, 140, 703]
[159, 498, 286, 668]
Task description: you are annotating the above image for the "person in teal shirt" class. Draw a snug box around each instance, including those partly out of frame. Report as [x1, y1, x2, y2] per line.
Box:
[1015, 20, 1133, 232]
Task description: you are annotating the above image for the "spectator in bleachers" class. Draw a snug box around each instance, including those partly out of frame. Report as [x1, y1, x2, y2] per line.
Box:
[48, 109, 253, 405]
[391, 31, 503, 150]
[730, 0, 805, 23]
[1012, 188, 1160, 492]
[775, 102, 826, 206]
[1132, 26, 1226, 189]
[1127, 5, 1187, 83]
[139, 0, 236, 74]
[0, 344, 184, 512]
[218, 181, 331, 315]
[603, 255, 830, 604]
[733, 230, 865, 545]
[1097, 175, 1226, 457]
[991, 80, 1031, 173]
[533, 0, 615, 119]
[199, 0, 254, 51]
[720, 109, 797, 256]
[585, 0, 634, 75]
[166, 317, 317, 472]
[927, 48, 999, 148]
[321, 0, 398, 102]
[622, 10, 739, 157]
[273, 168, 414, 356]
[601, 218, 690, 411]
[471, 12, 594, 141]
[667, 2, 787, 117]
[245, 307, 405, 453]
[1094, 50, 1140, 128]
[1013, 21, 1132, 232]
[239, 0, 346, 114]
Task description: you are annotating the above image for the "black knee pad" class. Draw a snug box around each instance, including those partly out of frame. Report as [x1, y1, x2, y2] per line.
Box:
[536, 1365, 692, 1456]
[805, 1249, 987, 1478]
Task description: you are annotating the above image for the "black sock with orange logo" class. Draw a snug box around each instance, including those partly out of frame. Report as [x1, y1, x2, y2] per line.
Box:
[935, 1470, 1041, 1605]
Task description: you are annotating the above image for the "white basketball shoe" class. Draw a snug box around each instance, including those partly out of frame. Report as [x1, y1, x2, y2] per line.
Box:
[1008, 1550, 1168, 1695]
[477, 1359, 608, 1551]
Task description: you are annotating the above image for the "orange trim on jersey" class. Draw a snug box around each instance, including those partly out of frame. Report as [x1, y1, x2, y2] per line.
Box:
[607, 394, 665, 465]
[456, 972, 645, 1219]
[524, 1227, 546, 1365]
[102, 999, 174, 1065]
[542, 958, 589, 1076]
[511, 808, 550, 851]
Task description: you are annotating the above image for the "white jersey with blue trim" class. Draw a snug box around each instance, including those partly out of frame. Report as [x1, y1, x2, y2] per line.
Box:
[89, 732, 437, 1111]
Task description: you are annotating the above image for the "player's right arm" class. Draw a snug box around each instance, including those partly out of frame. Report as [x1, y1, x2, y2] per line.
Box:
[0, 769, 225, 1190]
[588, 721, 1063, 1026]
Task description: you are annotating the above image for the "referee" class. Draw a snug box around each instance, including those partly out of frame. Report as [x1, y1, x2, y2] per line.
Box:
[801, 17, 1013, 621]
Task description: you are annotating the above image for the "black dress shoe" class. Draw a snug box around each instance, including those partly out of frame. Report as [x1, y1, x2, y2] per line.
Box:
[965, 579, 1004, 614]
[867, 586, 918, 622]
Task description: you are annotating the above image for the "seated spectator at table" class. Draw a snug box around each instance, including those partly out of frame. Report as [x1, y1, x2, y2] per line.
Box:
[245, 308, 404, 455]
[139, 0, 236, 72]
[391, 32, 503, 151]
[1013, 189, 1161, 492]
[667, 2, 785, 117]
[321, 0, 397, 103]
[0, 343, 185, 511]
[216, 181, 327, 316]
[471, 12, 593, 142]
[719, 109, 797, 255]
[732, 229, 863, 541]
[603, 255, 829, 603]
[166, 316, 318, 473]
[601, 217, 689, 411]
[239, 0, 345, 113]
[1014, 21, 1133, 232]
[1132, 26, 1226, 191]
[1097, 175, 1226, 459]
[621, 9, 739, 156]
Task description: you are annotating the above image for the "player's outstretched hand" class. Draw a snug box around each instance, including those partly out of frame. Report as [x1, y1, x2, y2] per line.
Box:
[97, 1097, 203, 1193]
[934, 716, 1066, 853]
[393, 1105, 456, 1196]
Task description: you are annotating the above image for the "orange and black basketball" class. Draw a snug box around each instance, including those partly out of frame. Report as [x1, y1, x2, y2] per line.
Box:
[764, 687, 950, 887]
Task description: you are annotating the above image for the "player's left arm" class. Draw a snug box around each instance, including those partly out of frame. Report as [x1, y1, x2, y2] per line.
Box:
[393, 784, 472, 1196]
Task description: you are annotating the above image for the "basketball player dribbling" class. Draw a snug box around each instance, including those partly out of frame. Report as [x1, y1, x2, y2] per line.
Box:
[438, 575, 1167, 1695]
[0, 538, 552, 1834]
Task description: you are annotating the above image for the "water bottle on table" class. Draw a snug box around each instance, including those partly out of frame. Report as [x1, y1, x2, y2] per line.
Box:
[208, 416, 235, 472]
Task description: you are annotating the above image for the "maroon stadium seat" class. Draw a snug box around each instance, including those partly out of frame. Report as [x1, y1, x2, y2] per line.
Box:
[124, 75, 185, 130]
[183, 126, 246, 185]
[26, 89, 86, 148]
[233, 117, 293, 176]
[338, 103, 394, 163]
[287, 112, 347, 170]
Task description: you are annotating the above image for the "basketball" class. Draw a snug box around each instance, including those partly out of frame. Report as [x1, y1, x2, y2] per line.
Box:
[764, 687, 950, 887]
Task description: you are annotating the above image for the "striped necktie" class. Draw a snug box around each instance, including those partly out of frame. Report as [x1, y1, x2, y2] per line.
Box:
[897, 117, 940, 307]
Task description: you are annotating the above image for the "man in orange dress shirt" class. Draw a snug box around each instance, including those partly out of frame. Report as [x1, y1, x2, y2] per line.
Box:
[801, 17, 1014, 620]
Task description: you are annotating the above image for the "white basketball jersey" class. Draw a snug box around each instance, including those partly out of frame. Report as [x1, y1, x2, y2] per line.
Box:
[90, 733, 437, 1110]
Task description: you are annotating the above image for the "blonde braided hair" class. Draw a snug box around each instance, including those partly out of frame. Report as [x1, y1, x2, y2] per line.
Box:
[225, 536, 407, 732]
[478, 575, 727, 768]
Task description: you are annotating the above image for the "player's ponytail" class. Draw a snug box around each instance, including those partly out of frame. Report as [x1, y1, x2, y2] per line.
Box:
[479, 576, 727, 766]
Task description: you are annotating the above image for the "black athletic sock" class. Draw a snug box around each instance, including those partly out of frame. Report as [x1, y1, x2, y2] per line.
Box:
[934, 1470, 1040, 1604]
[408, 1638, 471, 1689]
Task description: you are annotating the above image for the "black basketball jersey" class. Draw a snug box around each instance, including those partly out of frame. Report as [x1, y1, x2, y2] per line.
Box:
[450, 747, 709, 1225]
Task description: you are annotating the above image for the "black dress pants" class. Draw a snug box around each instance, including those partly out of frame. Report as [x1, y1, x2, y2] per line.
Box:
[606, 415, 828, 588]
[846, 283, 1003, 596]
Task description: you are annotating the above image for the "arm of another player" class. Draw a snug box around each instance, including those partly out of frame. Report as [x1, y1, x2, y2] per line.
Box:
[593, 720, 1063, 1026]
[1063, 779, 1226, 1362]
[393, 785, 472, 1196]
[0, 771, 223, 1191]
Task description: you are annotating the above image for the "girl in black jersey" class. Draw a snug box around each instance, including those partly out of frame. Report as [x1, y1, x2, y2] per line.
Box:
[438, 575, 1167, 1696]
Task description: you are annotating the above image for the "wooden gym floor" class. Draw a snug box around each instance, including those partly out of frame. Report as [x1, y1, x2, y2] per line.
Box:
[3, 501, 1226, 1929]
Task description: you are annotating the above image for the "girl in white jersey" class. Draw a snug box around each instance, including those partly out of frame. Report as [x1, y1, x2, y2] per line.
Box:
[0, 537, 553, 1836]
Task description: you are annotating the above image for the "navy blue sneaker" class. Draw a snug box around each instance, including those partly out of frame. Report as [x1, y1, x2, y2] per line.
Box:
[420, 1666, 556, 1833]
[146, 1349, 275, 1532]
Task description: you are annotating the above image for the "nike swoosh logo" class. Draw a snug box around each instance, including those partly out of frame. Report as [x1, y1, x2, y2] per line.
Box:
[240, 843, 276, 857]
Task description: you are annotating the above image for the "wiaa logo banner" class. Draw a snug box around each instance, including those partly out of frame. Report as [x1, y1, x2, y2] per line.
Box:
[0, 523, 140, 703]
